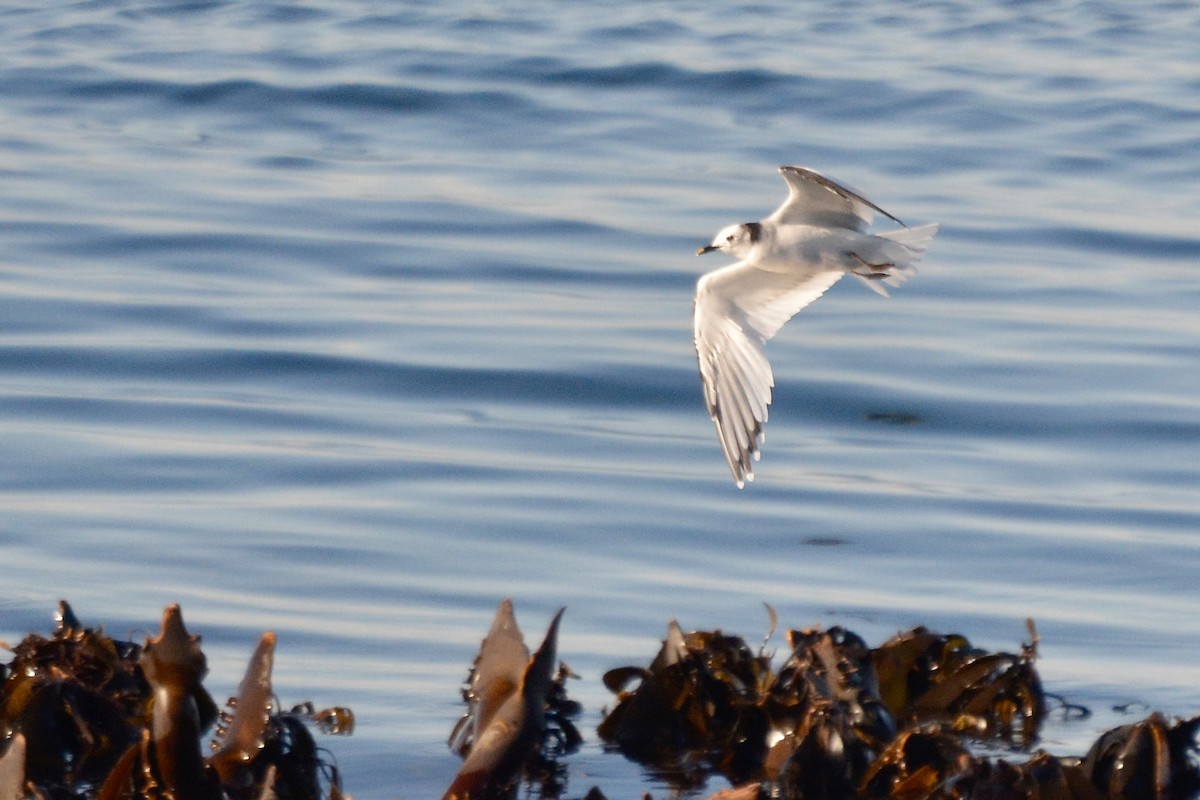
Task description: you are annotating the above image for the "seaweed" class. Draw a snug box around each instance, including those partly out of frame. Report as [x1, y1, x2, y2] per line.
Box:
[6, 600, 1200, 800]
[443, 601, 580, 800]
[873, 621, 1044, 745]
[0, 602, 351, 800]
[597, 614, 1200, 800]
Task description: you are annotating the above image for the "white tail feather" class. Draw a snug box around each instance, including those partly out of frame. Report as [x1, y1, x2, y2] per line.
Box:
[850, 222, 938, 295]
[880, 223, 939, 257]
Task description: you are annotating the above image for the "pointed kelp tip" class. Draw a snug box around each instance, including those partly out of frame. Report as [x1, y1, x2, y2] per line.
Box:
[142, 604, 206, 677]
[210, 630, 278, 785]
[54, 600, 83, 637]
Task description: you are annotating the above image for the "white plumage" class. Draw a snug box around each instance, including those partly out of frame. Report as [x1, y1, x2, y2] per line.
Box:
[694, 165, 938, 487]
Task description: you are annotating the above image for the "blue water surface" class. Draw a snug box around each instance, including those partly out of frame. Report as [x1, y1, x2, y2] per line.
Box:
[2, 2, 1200, 797]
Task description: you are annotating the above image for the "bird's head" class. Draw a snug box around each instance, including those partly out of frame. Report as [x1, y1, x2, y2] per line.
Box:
[697, 222, 761, 258]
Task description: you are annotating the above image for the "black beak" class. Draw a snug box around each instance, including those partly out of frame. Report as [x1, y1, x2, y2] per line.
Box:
[697, 245, 719, 255]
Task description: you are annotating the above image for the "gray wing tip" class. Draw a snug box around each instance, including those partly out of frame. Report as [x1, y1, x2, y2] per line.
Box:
[730, 459, 753, 489]
[720, 421, 763, 488]
[778, 164, 819, 181]
[777, 164, 907, 227]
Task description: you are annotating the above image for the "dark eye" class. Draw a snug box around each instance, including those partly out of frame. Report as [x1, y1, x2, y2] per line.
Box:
[726, 235, 735, 242]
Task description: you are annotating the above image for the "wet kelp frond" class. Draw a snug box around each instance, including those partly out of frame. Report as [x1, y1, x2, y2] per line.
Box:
[1, 601, 147, 794]
[873, 621, 1044, 745]
[767, 627, 901, 799]
[599, 619, 1045, 795]
[444, 601, 580, 800]
[597, 620, 777, 787]
[857, 715, 1200, 800]
[137, 604, 223, 800]
[599, 615, 1200, 800]
[1082, 713, 1200, 800]
[0, 601, 351, 800]
[6, 601, 1200, 800]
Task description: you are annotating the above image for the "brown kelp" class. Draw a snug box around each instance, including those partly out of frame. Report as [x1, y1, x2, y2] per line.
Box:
[872, 621, 1044, 745]
[599, 617, 1044, 795]
[135, 604, 222, 800]
[597, 620, 776, 786]
[600, 615, 1200, 800]
[0, 601, 351, 800]
[1081, 713, 1200, 800]
[444, 600, 580, 800]
[856, 714, 1200, 800]
[6, 599, 1200, 800]
[1, 601, 147, 795]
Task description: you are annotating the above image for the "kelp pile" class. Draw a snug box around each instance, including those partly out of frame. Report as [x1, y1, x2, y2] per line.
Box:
[0, 602, 352, 800]
[595, 616, 1044, 796]
[444, 600, 581, 800]
[5, 601, 1200, 800]
[595, 614, 1200, 800]
[446, 604, 1200, 800]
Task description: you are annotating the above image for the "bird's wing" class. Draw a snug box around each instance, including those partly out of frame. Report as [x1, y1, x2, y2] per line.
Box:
[767, 165, 904, 231]
[693, 261, 845, 487]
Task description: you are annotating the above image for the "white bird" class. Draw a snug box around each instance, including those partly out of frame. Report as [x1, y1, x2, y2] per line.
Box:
[693, 165, 938, 487]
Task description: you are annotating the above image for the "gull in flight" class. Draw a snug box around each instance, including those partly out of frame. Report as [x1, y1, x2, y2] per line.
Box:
[694, 165, 938, 487]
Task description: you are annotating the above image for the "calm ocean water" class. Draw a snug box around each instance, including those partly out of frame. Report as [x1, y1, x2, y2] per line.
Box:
[2, 1, 1200, 797]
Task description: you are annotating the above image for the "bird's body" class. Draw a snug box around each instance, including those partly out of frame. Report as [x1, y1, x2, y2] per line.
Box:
[694, 165, 938, 487]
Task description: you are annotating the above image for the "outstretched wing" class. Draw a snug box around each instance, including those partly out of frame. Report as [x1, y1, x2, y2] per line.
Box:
[768, 165, 904, 231]
[693, 261, 845, 487]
